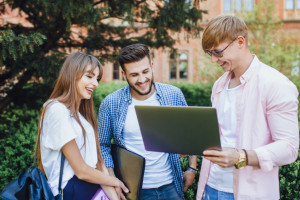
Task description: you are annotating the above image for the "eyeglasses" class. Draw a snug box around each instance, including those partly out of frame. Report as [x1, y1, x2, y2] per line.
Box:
[206, 37, 238, 57]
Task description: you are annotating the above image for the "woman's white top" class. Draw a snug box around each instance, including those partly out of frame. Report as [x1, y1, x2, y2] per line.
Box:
[40, 100, 98, 196]
[207, 79, 241, 193]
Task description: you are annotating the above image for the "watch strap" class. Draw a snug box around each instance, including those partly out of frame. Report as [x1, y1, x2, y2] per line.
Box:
[242, 149, 248, 165]
[187, 166, 198, 174]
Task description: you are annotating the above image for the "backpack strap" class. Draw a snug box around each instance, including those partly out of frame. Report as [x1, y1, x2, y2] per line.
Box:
[58, 153, 65, 196]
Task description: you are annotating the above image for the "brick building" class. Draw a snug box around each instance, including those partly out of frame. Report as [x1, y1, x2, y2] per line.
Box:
[102, 0, 300, 83]
[1, 1, 299, 83]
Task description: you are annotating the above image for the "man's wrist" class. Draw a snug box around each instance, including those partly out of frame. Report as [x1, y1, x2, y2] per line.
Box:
[234, 149, 247, 169]
[187, 166, 198, 174]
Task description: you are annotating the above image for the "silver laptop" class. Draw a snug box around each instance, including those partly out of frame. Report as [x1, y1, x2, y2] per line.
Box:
[135, 106, 221, 155]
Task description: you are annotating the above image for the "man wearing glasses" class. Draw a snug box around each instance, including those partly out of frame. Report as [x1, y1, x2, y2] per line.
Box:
[196, 15, 299, 200]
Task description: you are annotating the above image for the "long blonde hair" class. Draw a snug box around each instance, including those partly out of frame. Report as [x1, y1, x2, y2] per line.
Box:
[36, 52, 104, 172]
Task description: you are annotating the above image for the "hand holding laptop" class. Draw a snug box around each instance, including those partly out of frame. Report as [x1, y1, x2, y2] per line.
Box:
[203, 147, 238, 168]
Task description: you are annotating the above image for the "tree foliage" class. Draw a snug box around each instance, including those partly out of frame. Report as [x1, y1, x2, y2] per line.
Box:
[0, 0, 206, 112]
[0, 30, 46, 64]
[0, 105, 39, 191]
[239, 0, 300, 84]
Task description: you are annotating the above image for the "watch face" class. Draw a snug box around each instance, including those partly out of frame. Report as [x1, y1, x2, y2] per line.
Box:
[236, 160, 247, 169]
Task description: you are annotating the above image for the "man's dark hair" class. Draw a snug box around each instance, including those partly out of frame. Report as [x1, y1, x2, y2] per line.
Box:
[118, 43, 151, 71]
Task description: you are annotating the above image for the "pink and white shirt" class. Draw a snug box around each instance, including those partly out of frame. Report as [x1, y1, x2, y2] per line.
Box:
[196, 56, 299, 200]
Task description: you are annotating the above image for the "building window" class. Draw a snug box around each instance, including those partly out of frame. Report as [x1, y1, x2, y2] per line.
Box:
[284, 0, 300, 19]
[235, 0, 242, 12]
[244, 0, 254, 11]
[113, 62, 123, 80]
[169, 52, 188, 80]
[224, 0, 232, 12]
[223, 0, 254, 12]
[286, 0, 294, 9]
[285, 0, 300, 9]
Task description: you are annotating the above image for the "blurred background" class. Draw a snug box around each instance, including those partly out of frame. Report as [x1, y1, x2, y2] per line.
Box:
[0, 0, 299, 199]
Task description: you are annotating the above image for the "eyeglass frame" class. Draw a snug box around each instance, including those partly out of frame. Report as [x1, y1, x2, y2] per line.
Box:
[206, 36, 239, 57]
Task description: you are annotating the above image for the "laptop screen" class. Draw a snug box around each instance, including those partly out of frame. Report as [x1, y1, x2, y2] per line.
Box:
[135, 106, 221, 155]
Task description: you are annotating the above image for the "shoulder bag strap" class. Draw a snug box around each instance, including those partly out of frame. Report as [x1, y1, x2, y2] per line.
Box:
[58, 153, 65, 196]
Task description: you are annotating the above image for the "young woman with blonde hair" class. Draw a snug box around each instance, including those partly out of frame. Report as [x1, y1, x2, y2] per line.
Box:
[36, 52, 128, 200]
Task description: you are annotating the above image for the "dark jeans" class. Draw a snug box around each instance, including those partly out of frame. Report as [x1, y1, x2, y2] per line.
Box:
[141, 182, 182, 200]
[63, 175, 100, 200]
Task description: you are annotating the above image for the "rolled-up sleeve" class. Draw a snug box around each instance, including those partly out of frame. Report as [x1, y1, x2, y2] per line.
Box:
[255, 79, 299, 172]
[98, 99, 114, 168]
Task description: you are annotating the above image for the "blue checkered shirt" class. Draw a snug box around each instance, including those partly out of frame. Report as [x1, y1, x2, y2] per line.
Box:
[97, 82, 187, 199]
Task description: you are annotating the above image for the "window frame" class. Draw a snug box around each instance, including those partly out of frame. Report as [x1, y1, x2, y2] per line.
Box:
[222, 0, 254, 12]
[285, 0, 300, 10]
[168, 51, 189, 82]
[284, 0, 300, 20]
[112, 62, 123, 81]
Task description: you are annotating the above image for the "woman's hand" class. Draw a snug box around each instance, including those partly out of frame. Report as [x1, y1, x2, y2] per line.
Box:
[113, 178, 129, 200]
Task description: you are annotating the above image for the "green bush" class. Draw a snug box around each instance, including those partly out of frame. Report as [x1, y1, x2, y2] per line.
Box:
[1, 82, 299, 200]
[171, 82, 213, 106]
[0, 105, 39, 192]
[93, 82, 127, 115]
[280, 152, 300, 200]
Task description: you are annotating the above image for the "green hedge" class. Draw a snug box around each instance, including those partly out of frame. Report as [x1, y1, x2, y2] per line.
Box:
[0, 105, 39, 192]
[1, 82, 299, 200]
[279, 153, 300, 200]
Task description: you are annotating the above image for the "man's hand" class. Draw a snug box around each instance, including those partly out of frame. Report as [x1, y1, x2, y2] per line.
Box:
[203, 147, 239, 168]
[182, 170, 196, 192]
[183, 155, 197, 192]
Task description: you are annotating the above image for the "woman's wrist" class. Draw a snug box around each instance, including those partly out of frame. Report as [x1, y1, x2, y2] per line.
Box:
[113, 177, 122, 187]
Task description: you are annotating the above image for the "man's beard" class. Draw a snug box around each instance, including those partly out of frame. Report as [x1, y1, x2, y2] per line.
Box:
[127, 77, 154, 96]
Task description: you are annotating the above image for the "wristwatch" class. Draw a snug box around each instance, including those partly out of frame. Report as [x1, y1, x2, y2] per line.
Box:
[234, 149, 247, 169]
[187, 166, 198, 174]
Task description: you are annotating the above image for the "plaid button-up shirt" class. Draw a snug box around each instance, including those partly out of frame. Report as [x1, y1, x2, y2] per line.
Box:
[97, 82, 187, 199]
